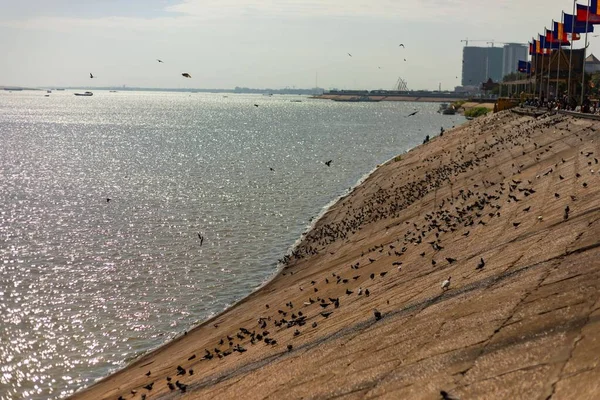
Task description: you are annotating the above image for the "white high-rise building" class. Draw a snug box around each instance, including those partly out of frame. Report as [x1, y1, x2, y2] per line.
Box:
[502, 43, 528, 78]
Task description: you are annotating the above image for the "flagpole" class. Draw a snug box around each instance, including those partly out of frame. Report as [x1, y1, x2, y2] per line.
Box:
[568, 1, 576, 100]
[528, 45, 532, 96]
[556, 15, 563, 103]
[547, 22, 554, 99]
[529, 45, 537, 97]
[581, 0, 591, 108]
[540, 34, 545, 101]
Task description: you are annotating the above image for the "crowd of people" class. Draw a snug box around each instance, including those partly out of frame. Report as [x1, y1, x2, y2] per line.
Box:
[521, 91, 600, 113]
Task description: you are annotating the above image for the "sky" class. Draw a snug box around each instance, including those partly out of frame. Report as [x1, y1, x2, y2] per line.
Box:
[1, 0, 599, 90]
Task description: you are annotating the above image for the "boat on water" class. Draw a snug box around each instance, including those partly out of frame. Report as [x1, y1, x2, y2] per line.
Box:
[438, 103, 449, 113]
[74, 91, 93, 96]
[46, 90, 52, 94]
[332, 95, 381, 103]
[290, 100, 302, 103]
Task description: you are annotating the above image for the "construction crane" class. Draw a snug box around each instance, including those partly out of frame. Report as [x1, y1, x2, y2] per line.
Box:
[487, 41, 528, 47]
[461, 38, 494, 46]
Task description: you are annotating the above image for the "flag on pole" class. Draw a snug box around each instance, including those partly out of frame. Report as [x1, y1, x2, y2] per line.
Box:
[554, 20, 564, 40]
[547, 29, 570, 45]
[540, 33, 562, 49]
[576, 4, 600, 24]
[591, 0, 600, 15]
[564, 12, 595, 32]
[518, 60, 531, 74]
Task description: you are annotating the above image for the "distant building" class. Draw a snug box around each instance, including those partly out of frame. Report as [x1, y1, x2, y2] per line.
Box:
[585, 54, 600, 73]
[462, 46, 504, 86]
[454, 85, 480, 93]
[502, 43, 528, 78]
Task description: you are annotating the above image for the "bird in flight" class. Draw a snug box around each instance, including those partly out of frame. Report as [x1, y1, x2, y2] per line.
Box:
[325, 160, 333, 167]
[182, 73, 192, 78]
[404, 59, 407, 62]
[347, 53, 352, 57]
[399, 44, 405, 47]
[407, 111, 418, 117]
[157, 59, 164, 63]
[254, 104, 259, 107]
[197, 233, 204, 246]
[90, 73, 94, 79]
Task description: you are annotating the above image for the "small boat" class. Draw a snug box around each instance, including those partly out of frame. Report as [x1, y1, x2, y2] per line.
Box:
[442, 107, 456, 115]
[74, 91, 93, 96]
[109, 90, 117, 93]
[438, 103, 449, 113]
[290, 100, 302, 103]
[47, 90, 52, 93]
[44, 94, 50, 97]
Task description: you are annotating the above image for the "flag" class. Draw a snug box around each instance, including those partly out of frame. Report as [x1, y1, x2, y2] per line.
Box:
[529, 42, 534, 55]
[554, 20, 564, 40]
[518, 60, 531, 74]
[576, 4, 600, 24]
[546, 30, 570, 46]
[539, 33, 562, 49]
[592, 0, 600, 16]
[564, 12, 595, 32]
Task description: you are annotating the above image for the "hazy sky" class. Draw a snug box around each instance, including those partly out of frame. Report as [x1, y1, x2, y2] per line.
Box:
[1, 0, 598, 90]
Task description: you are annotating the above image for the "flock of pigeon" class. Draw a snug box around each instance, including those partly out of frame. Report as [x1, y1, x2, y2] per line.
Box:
[89, 59, 192, 82]
[91, 45, 407, 82]
[104, 108, 598, 400]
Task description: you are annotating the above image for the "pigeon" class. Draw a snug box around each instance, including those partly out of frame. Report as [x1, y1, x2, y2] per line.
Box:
[373, 309, 382, 320]
[441, 277, 451, 291]
[476, 257, 485, 270]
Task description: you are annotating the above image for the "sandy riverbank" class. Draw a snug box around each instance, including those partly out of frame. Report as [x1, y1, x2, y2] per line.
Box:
[71, 110, 600, 400]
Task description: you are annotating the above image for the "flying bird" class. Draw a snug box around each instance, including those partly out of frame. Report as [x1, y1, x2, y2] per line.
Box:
[157, 59, 164, 63]
[404, 59, 407, 61]
[347, 53, 353, 57]
[325, 160, 333, 167]
[407, 111, 419, 117]
[182, 73, 192, 78]
[90, 73, 94, 79]
[399, 44, 405, 47]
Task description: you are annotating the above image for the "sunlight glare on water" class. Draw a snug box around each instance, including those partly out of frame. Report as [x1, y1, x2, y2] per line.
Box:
[0, 90, 465, 399]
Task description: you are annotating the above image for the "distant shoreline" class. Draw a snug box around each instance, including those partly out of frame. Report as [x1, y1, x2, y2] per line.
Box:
[312, 94, 465, 103]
